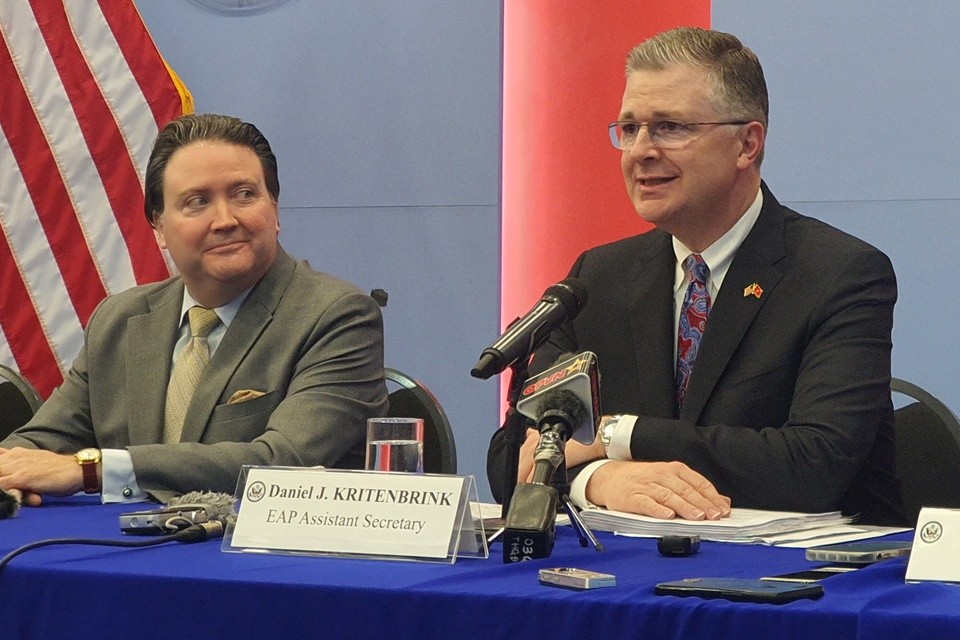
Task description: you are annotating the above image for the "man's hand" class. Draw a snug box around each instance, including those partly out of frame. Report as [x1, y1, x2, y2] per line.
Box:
[0, 447, 84, 502]
[586, 459, 731, 521]
[516, 428, 606, 483]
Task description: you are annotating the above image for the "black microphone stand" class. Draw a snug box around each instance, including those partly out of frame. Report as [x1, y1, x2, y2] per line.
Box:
[535, 432, 604, 552]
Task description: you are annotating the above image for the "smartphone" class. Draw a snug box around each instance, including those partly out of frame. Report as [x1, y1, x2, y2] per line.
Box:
[760, 566, 858, 583]
[539, 567, 617, 590]
[654, 577, 824, 604]
[804, 540, 912, 564]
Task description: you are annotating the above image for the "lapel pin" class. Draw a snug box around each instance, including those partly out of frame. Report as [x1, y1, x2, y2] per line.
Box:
[743, 283, 763, 299]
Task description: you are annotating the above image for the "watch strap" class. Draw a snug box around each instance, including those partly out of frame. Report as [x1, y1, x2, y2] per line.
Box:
[76, 450, 102, 494]
[80, 461, 100, 493]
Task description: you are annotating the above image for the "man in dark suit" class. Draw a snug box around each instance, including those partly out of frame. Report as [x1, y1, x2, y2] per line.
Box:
[490, 27, 905, 526]
[0, 114, 387, 505]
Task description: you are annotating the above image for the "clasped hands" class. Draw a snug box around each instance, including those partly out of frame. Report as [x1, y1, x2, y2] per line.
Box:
[517, 422, 731, 521]
[0, 447, 86, 507]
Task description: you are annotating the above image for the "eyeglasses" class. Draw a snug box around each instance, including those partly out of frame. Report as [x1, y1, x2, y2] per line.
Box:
[607, 120, 750, 150]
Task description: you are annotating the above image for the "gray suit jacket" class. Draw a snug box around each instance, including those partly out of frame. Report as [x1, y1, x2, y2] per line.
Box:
[489, 184, 906, 525]
[3, 249, 387, 500]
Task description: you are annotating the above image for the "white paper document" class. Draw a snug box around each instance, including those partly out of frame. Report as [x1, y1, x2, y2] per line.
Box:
[579, 507, 858, 545]
[476, 503, 907, 547]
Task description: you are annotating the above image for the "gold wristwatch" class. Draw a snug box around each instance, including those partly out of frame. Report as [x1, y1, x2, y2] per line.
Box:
[75, 448, 102, 494]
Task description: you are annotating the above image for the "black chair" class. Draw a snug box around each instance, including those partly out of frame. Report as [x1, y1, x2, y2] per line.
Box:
[891, 377, 960, 524]
[385, 368, 457, 474]
[0, 364, 42, 440]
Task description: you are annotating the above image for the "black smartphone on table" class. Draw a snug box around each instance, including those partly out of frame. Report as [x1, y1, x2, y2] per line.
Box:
[655, 577, 824, 604]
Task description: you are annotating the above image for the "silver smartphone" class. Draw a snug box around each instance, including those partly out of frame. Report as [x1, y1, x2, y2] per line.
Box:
[760, 566, 858, 583]
[804, 540, 912, 564]
[539, 567, 617, 589]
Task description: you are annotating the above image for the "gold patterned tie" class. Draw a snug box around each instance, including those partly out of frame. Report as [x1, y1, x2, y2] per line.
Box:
[163, 306, 221, 443]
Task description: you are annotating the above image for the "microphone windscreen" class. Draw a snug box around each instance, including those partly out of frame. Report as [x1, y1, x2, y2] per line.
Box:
[0, 487, 20, 520]
[536, 389, 588, 430]
[168, 491, 237, 525]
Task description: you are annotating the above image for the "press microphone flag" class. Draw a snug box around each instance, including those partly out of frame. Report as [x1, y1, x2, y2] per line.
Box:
[516, 352, 600, 444]
[471, 278, 588, 379]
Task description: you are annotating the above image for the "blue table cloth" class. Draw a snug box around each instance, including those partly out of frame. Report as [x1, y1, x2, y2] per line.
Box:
[0, 496, 955, 640]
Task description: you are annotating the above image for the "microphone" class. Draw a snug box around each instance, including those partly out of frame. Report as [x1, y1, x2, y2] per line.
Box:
[119, 491, 237, 539]
[169, 491, 237, 542]
[0, 487, 20, 520]
[471, 278, 587, 379]
[0, 491, 237, 574]
[502, 389, 590, 562]
[529, 389, 589, 486]
[516, 351, 600, 445]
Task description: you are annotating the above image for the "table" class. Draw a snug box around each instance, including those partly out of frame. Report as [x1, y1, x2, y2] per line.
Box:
[0, 496, 957, 639]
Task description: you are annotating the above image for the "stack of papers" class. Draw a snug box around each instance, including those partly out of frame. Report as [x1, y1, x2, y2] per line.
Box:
[578, 507, 902, 546]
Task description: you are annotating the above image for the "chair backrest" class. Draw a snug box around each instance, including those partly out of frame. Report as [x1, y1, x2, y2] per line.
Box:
[385, 368, 457, 474]
[0, 364, 42, 440]
[892, 377, 960, 524]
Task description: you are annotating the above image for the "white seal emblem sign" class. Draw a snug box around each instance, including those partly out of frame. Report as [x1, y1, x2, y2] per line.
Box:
[919, 521, 942, 543]
[246, 480, 267, 502]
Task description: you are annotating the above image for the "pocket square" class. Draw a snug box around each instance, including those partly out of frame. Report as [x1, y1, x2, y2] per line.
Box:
[228, 389, 266, 404]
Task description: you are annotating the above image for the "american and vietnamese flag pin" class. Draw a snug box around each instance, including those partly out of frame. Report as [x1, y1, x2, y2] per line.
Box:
[743, 283, 763, 299]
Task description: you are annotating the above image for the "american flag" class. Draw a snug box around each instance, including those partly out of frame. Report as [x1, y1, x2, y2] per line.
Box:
[0, 0, 192, 398]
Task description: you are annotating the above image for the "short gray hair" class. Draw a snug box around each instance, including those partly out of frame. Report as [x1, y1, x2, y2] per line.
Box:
[627, 27, 768, 133]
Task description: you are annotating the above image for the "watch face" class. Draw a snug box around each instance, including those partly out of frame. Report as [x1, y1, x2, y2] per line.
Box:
[600, 417, 619, 446]
[76, 448, 101, 463]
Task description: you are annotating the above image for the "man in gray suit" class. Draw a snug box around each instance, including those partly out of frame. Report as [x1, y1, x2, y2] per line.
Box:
[0, 113, 387, 505]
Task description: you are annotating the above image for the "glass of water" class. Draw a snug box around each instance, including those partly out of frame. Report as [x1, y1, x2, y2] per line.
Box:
[365, 417, 425, 473]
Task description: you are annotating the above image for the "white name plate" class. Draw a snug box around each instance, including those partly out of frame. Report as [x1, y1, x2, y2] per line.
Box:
[906, 507, 960, 583]
[226, 467, 475, 560]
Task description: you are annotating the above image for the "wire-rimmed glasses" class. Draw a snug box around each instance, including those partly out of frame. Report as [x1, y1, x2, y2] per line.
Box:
[608, 120, 750, 150]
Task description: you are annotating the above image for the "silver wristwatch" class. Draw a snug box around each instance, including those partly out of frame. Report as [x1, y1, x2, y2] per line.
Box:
[598, 415, 623, 453]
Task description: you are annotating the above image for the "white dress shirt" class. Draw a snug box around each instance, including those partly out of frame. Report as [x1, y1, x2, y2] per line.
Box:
[100, 289, 248, 503]
[569, 188, 764, 508]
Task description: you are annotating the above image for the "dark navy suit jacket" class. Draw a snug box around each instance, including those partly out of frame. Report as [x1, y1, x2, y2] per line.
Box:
[489, 184, 906, 526]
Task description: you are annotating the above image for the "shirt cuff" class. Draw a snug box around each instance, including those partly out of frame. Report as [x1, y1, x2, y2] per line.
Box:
[607, 414, 638, 460]
[569, 459, 615, 509]
[100, 449, 148, 504]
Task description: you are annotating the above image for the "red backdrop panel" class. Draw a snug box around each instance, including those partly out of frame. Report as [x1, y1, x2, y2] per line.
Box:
[502, 1, 710, 328]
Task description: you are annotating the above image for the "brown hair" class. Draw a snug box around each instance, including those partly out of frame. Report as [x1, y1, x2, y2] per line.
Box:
[143, 113, 279, 224]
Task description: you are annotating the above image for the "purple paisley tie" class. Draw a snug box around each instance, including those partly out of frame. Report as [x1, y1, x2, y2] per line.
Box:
[676, 254, 711, 410]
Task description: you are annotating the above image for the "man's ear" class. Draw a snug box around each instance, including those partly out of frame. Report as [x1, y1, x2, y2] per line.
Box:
[153, 218, 167, 250]
[736, 122, 765, 169]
